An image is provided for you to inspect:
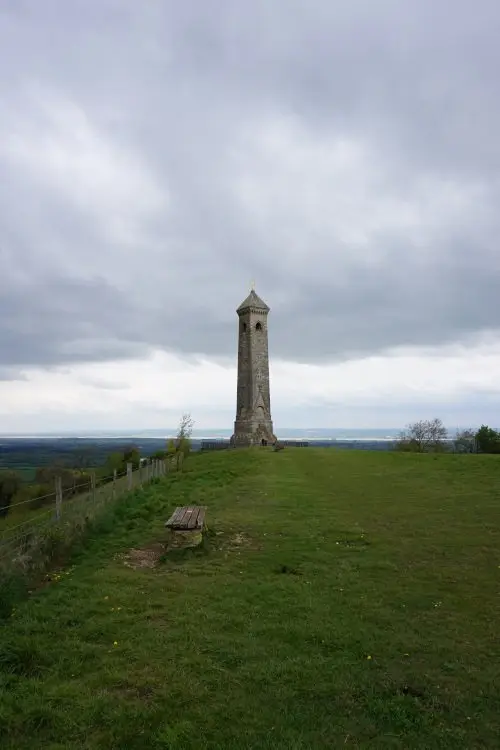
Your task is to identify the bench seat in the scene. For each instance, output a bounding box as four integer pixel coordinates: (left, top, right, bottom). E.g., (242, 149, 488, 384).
(165, 506, 206, 531)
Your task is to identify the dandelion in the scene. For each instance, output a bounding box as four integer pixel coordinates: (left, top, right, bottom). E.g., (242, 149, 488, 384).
(366, 655, 372, 660)
(113, 641, 118, 647)
(104, 596, 109, 600)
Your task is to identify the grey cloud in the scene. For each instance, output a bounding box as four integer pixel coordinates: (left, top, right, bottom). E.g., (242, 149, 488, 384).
(0, 262, 151, 366)
(0, 368, 27, 381)
(79, 378, 129, 391)
(1, 0, 500, 370)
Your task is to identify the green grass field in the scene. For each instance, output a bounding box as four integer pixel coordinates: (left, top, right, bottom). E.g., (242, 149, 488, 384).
(1, 449, 499, 749)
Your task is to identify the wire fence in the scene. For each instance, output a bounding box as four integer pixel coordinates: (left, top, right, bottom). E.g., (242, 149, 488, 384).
(0, 456, 179, 566)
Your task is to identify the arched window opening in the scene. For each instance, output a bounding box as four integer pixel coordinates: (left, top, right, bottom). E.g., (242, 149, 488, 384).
(255, 321, 262, 331)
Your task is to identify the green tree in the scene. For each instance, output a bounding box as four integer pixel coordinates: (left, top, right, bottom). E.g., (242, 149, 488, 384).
(123, 446, 141, 470)
(103, 447, 140, 476)
(475, 425, 500, 454)
(0, 470, 22, 518)
(151, 450, 167, 460)
(105, 451, 126, 475)
(35, 465, 92, 497)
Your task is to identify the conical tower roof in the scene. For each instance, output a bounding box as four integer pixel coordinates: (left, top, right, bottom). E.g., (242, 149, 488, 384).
(237, 289, 270, 314)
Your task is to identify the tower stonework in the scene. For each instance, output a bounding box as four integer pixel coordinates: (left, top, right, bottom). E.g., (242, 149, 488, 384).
(230, 289, 276, 447)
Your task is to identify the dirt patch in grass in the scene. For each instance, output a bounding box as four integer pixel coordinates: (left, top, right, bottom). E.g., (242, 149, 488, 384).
(122, 542, 165, 569)
(214, 530, 258, 551)
(230, 532, 251, 547)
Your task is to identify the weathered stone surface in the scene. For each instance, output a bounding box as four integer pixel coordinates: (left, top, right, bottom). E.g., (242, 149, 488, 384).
(230, 289, 276, 447)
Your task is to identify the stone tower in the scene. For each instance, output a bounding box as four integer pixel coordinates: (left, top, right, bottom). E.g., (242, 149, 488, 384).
(230, 289, 276, 447)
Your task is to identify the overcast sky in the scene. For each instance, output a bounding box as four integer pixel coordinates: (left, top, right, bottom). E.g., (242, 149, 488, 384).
(1, 0, 499, 433)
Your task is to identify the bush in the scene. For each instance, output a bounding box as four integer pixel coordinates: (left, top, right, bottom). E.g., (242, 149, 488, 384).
(475, 425, 500, 454)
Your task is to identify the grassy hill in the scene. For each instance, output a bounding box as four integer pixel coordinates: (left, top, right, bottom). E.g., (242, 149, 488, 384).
(1, 448, 499, 749)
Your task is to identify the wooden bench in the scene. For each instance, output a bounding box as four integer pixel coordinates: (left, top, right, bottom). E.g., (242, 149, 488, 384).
(165, 506, 206, 531)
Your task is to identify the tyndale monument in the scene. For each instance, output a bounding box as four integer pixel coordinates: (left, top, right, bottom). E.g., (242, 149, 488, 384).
(230, 288, 277, 447)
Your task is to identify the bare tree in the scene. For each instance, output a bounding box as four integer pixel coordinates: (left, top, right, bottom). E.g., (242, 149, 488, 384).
(453, 428, 477, 454)
(397, 418, 448, 453)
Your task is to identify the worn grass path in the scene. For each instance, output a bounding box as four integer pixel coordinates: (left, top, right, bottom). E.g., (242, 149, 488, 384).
(1, 449, 499, 749)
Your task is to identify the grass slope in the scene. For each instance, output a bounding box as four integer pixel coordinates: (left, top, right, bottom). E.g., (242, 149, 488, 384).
(1, 449, 499, 749)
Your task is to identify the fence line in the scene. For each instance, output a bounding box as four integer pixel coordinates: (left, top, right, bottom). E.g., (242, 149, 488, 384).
(0, 458, 173, 561)
(2, 469, 131, 516)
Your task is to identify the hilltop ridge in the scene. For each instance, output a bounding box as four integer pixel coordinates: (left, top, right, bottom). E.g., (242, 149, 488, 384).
(1, 449, 499, 748)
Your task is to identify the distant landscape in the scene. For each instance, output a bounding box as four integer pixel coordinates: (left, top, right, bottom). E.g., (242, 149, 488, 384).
(0, 431, 400, 480)
(0, 424, 491, 481)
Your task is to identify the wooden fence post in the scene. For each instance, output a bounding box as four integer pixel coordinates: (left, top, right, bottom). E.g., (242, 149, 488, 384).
(138, 461, 143, 488)
(55, 476, 62, 521)
(127, 463, 133, 491)
(112, 469, 117, 501)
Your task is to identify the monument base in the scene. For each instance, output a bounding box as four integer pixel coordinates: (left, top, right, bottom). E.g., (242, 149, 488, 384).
(230, 420, 276, 447)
